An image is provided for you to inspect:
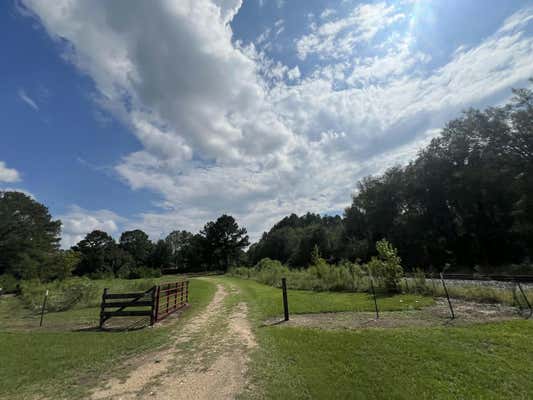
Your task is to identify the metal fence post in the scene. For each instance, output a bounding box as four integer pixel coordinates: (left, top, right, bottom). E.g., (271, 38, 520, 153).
(282, 277, 289, 321)
(516, 282, 532, 319)
(440, 273, 455, 319)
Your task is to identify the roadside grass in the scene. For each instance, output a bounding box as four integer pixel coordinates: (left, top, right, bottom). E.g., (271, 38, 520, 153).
(219, 277, 433, 320)
(251, 321, 533, 399)
(215, 277, 533, 400)
(0, 277, 216, 400)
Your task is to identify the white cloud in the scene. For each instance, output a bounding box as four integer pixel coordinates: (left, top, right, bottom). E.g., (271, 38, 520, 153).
(0, 162, 20, 183)
(287, 66, 301, 81)
(17, 88, 39, 111)
(20, 1, 533, 242)
(58, 206, 124, 248)
(320, 8, 336, 20)
(296, 2, 405, 60)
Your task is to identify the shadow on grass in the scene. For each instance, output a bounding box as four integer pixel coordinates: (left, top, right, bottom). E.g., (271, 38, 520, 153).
(75, 318, 151, 333)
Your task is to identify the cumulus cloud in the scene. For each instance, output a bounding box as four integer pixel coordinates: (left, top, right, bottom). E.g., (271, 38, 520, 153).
(20, 1, 533, 241)
(0, 161, 20, 183)
(58, 206, 124, 248)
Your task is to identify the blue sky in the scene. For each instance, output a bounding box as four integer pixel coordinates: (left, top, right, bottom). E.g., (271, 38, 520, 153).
(1, 0, 532, 247)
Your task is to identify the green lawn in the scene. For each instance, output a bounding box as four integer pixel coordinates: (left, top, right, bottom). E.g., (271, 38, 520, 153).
(0, 277, 216, 400)
(221, 277, 434, 320)
(218, 277, 533, 400)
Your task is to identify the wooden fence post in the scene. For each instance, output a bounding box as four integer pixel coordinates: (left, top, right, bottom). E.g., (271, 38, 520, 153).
(370, 278, 379, 319)
(440, 273, 455, 319)
(174, 282, 178, 310)
(282, 277, 289, 321)
(99, 288, 108, 329)
(185, 280, 189, 303)
(154, 285, 161, 323)
(150, 286, 157, 326)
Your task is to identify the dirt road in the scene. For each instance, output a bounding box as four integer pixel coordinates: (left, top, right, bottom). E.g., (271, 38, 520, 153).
(91, 281, 256, 400)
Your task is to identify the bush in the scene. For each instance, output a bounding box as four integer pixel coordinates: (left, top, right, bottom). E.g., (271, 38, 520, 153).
(230, 258, 368, 292)
(0, 274, 18, 293)
(365, 239, 403, 293)
(231, 240, 404, 294)
(127, 266, 162, 279)
(19, 278, 99, 312)
(254, 258, 290, 287)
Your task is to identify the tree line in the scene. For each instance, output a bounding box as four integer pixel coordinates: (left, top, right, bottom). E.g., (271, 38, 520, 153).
(250, 83, 533, 273)
(1, 83, 532, 286)
(0, 193, 249, 284)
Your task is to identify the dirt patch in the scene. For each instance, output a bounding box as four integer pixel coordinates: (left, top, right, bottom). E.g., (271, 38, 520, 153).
(265, 298, 522, 330)
(91, 282, 256, 400)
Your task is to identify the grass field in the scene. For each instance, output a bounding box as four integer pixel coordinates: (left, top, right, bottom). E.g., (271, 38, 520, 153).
(0, 277, 216, 400)
(2, 275, 533, 399)
(216, 277, 533, 400)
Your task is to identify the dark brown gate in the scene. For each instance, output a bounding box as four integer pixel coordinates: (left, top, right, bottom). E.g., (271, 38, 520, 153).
(99, 280, 189, 328)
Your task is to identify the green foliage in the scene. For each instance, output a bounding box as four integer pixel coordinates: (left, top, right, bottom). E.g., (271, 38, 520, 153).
(119, 230, 154, 267)
(201, 214, 249, 271)
(247, 213, 344, 267)
(45, 250, 81, 281)
(0, 191, 61, 280)
(254, 258, 290, 287)
(127, 266, 162, 279)
(233, 240, 404, 293)
(365, 239, 404, 293)
(0, 274, 18, 292)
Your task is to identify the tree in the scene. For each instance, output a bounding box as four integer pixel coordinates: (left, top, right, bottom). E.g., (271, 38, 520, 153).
(200, 215, 249, 271)
(73, 230, 134, 277)
(165, 230, 194, 270)
(45, 249, 81, 281)
(149, 239, 173, 270)
(119, 229, 154, 267)
(0, 191, 61, 280)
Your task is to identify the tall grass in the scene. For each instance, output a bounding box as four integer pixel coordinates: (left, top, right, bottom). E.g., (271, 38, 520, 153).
(230, 258, 371, 292)
(18, 277, 161, 313)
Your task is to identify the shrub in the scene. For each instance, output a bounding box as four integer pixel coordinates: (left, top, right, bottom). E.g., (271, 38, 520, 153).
(0, 274, 18, 293)
(254, 258, 290, 287)
(364, 239, 403, 293)
(127, 266, 162, 279)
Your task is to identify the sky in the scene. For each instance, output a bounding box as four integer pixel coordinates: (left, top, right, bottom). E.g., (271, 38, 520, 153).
(1, 0, 532, 248)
